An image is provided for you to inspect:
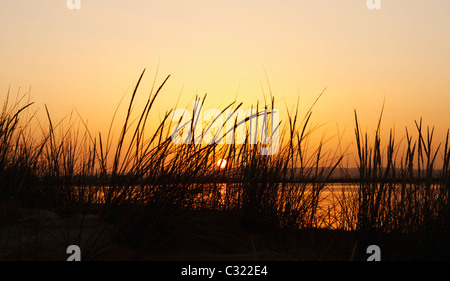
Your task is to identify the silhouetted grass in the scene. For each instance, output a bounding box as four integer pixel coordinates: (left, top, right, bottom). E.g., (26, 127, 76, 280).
(1, 69, 450, 260)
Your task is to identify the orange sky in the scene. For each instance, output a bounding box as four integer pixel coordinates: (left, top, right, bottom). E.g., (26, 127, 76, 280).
(1, 0, 450, 163)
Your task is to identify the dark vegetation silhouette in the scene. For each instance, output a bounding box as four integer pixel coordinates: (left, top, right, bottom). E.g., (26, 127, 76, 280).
(1, 69, 449, 260)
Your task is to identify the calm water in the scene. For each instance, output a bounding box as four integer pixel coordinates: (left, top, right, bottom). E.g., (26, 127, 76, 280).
(71, 181, 445, 230)
(73, 182, 360, 229)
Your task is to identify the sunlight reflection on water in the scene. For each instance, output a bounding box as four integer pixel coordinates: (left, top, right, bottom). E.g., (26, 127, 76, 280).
(73, 183, 360, 229)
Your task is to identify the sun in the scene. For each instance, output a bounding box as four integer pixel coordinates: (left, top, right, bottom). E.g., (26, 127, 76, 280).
(217, 159, 227, 169)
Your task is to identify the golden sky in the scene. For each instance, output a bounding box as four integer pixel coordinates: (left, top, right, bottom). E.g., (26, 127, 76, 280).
(1, 0, 450, 159)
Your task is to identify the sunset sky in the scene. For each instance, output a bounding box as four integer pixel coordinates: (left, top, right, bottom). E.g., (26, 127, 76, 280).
(1, 0, 450, 160)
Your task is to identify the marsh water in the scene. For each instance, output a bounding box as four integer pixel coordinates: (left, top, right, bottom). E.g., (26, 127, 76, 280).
(71, 182, 361, 229)
(70, 181, 444, 230)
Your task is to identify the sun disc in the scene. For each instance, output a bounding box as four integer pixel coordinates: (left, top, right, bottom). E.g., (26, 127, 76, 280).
(217, 159, 227, 169)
